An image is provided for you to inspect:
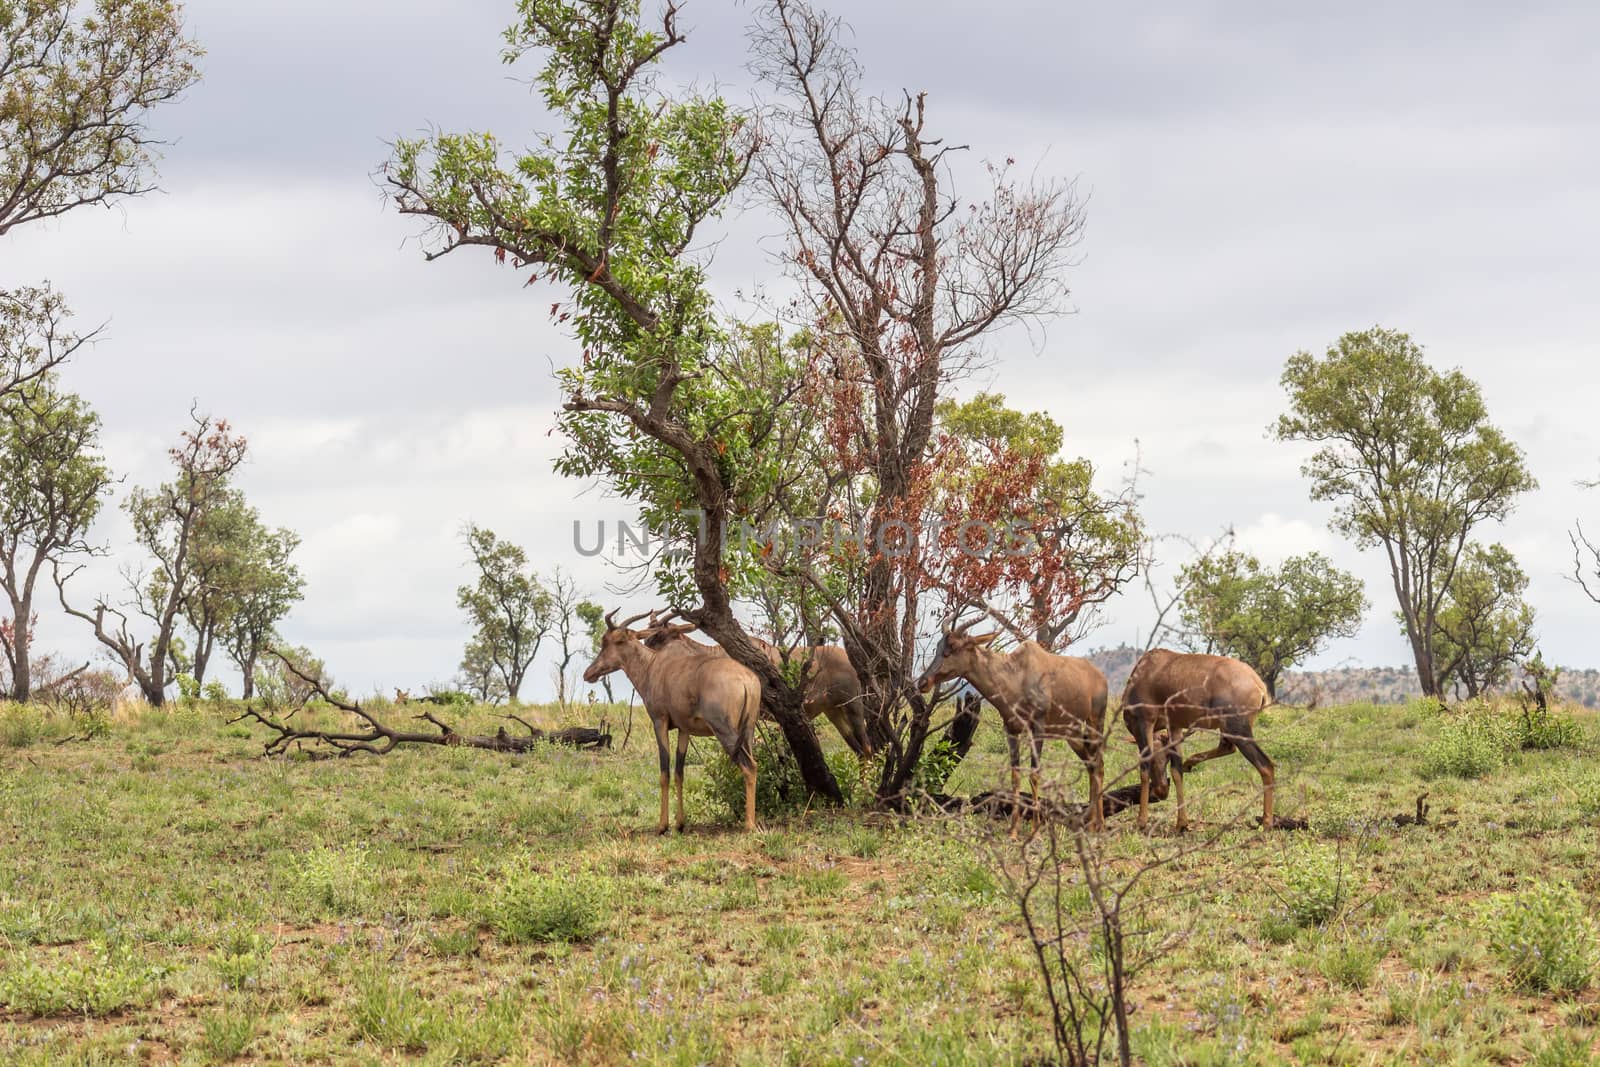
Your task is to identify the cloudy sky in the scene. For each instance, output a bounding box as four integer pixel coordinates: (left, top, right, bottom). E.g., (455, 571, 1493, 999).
(4, 0, 1598, 699)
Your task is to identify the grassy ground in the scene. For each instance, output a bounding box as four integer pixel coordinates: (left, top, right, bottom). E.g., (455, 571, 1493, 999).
(1, 695, 1599, 1065)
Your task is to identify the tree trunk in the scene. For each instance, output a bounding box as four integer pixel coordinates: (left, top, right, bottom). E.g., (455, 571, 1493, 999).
(1263, 671, 1278, 700)
(10, 592, 31, 703)
(241, 652, 257, 700)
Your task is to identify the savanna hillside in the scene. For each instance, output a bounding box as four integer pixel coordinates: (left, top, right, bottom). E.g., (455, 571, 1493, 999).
(3, 692, 1600, 1065)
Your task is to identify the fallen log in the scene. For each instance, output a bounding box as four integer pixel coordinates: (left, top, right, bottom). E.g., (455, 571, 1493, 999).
(233, 651, 612, 758)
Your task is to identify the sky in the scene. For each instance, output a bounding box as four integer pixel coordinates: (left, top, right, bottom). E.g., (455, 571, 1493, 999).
(3, 0, 1598, 700)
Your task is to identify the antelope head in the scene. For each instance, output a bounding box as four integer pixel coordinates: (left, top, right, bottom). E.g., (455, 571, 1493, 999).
(582, 608, 654, 683)
(915, 621, 999, 693)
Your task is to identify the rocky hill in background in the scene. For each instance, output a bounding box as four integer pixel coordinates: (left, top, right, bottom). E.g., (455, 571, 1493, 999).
(1083, 645, 1600, 709)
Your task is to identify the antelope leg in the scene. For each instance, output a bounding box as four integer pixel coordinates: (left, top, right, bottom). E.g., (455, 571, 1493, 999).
(674, 729, 690, 833)
(653, 718, 672, 835)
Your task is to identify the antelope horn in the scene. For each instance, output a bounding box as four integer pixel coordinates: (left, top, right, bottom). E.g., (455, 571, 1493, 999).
(616, 609, 654, 630)
(604, 607, 619, 630)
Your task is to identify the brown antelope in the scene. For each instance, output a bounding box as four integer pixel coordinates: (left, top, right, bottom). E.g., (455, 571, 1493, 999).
(582, 610, 762, 832)
(915, 625, 1108, 835)
(1120, 648, 1275, 832)
(643, 617, 872, 757)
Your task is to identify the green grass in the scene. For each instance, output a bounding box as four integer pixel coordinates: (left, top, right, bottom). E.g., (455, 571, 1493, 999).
(0, 696, 1598, 1063)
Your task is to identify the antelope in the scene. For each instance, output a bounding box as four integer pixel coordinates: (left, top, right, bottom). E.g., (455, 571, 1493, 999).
(582, 609, 762, 832)
(643, 616, 872, 757)
(1120, 648, 1275, 832)
(915, 625, 1108, 835)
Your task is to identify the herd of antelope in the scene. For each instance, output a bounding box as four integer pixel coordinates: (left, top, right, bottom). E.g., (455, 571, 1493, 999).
(581, 610, 1275, 836)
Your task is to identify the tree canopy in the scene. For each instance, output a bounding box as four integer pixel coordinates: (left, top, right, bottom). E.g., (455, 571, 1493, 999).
(1178, 549, 1366, 697)
(1275, 327, 1535, 696)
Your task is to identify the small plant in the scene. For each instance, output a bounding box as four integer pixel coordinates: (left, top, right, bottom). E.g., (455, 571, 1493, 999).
(1528, 1029, 1600, 1067)
(176, 672, 201, 701)
(294, 845, 373, 917)
(489, 866, 606, 944)
(1481, 882, 1597, 995)
(1311, 784, 1371, 839)
(1575, 775, 1600, 818)
(1318, 934, 1385, 990)
(209, 927, 273, 990)
(1276, 842, 1349, 928)
(201, 1007, 256, 1061)
(202, 680, 229, 703)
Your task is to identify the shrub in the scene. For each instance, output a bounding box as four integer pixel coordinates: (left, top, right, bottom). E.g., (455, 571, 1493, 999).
(1277, 843, 1349, 928)
(209, 927, 272, 990)
(1420, 712, 1518, 779)
(702, 734, 809, 822)
(1516, 702, 1582, 751)
(1311, 784, 1372, 840)
(1528, 1030, 1600, 1067)
(1480, 882, 1597, 995)
(0, 942, 163, 1016)
(294, 845, 373, 917)
(1575, 775, 1600, 818)
(202, 680, 229, 703)
(489, 867, 606, 944)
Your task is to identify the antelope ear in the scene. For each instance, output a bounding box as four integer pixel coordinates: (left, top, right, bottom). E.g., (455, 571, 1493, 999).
(973, 631, 1000, 646)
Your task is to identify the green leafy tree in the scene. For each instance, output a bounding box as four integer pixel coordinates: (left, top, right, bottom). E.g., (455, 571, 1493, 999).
(1178, 550, 1367, 698)
(0, 286, 98, 404)
(1430, 542, 1535, 699)
(457, 524, 553, 703)
(255, 643, 325, 708)
(934, 393, 1142, 648)
(1275, 328, 1536, 696)
(455, 635, 509, 704)
(0, 375, 112, 699)
(0, 0, 202, 238)
(384, 0, 848, 795)
(213, 510, 303, 700)
(57, 409, 247, 705)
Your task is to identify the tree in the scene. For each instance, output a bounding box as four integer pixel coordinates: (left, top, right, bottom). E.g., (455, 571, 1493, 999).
(456, 524, 553, 703)
(0, 0, 202, 239)
(1275, 328, 1536, 696)
(0, 286, 99, 404)
(1575, 472, 1599, 606)
(1178, 550, 1366, 698)
(253, 643, 325, 708)
(213, 508, 303, 699)
(546, 568, 583, 705)
(385, 0, 1087, 803)
(0, 376, 111, 699)
(385, 0, 848, 796)
(57, 408, 247, 705)
(1430, 542, 1535, 699)
(575, 598, 612, 703)
(456, 636, 508, 704)
(929, 393, 1141, 649)
(743, 0, 1087, 797)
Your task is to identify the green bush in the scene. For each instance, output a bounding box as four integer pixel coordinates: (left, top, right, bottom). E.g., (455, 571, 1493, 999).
(1311, 784, 1372, 839)
(0, 942, 163, 1016)
(490, 867, 606, 944)
(702, 734, 809, 822)
(1277, 843, 1348, 928)
(1420, 713, 1518, 779)
(1516, 703, 1582, 751)
(913, 737, 963, 795)
(1480, 882, 1597, 995)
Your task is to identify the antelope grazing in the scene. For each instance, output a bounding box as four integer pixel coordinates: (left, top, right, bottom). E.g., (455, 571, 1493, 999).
(1120, 648, 1275, 832)
(916, 625, 1108, 834)
(644, 617, 872, 757)
(583, 610, 762, 832)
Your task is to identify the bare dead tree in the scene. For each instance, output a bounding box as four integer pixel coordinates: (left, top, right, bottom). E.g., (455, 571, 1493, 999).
(748, 0, 1087, 799)
(1573, 521, 1600, 606)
